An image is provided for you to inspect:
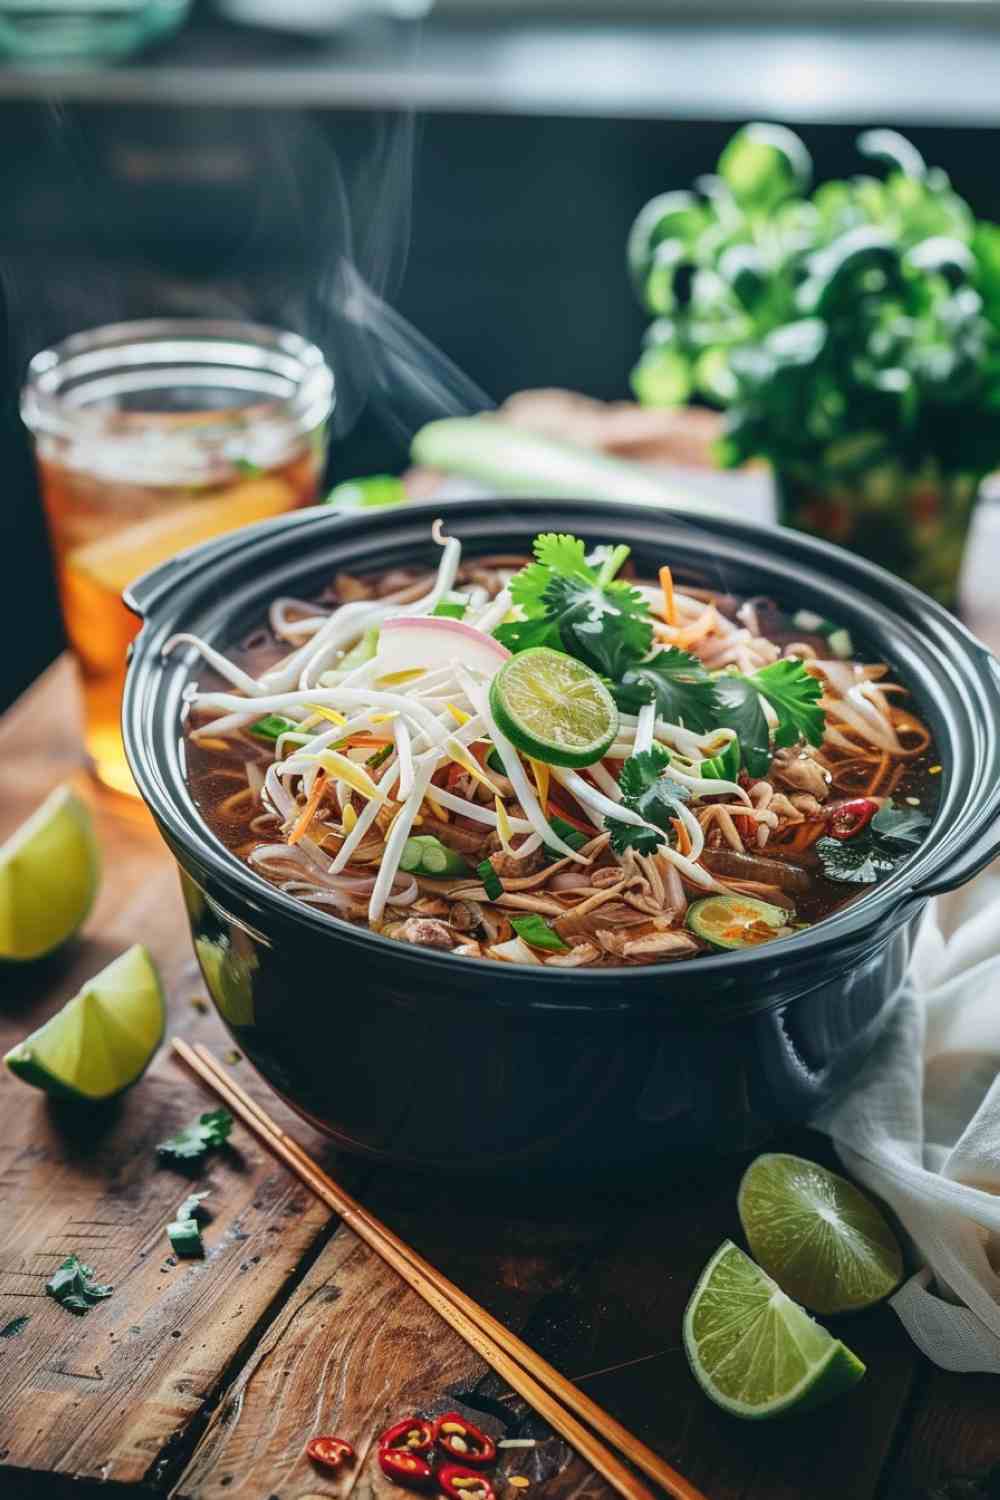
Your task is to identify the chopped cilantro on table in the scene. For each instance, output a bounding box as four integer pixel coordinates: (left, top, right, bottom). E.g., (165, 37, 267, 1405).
(46, 1255, 113, 1316)
(613, 647, 721, 732)
(817, 800, 932, 885)
(606, 746, 690, 855)
(496, 533, 653, 679)
(157, 1109, 233, 1163)
(0, 1316, 30, 1338)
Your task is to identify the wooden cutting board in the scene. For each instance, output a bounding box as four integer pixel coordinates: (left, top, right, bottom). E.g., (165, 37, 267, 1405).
(0, 657, 995, 1500)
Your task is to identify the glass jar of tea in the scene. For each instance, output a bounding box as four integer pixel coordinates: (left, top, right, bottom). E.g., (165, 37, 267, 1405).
(22, 318, 334, 796)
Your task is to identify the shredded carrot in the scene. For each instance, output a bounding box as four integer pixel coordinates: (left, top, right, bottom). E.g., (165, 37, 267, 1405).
(288, 771, 328, 845)
(671, 817, 692, 856)
(674, 603, 718, 649)
(659, 565, 677, 626)
(338, 734, 393, 750)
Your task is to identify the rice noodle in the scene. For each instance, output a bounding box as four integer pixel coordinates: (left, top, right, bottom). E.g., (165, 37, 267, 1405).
(184, 529, 935, 969)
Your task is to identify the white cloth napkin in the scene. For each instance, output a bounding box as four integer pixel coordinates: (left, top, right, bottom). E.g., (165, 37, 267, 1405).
(814, 870, 1000, 1371)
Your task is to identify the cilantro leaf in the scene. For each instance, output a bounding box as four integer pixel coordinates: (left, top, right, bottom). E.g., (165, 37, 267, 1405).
(614, 648, 721, 731)
(714, 676, 772, 777)
(543, 574, 652, 678)
(0, 1316, 30, 1338)
(46, 1255, 113, 1316)
(871, 802, 932, 847)
(494, 612, 563, 655)
(496, 532, 652, 678)
(816, 837, 895, 885)
(751, 659, 825, 749)
(157, 1109, 233, 1163)
(606, 745, 689, 855)
(509, 914, 570, 952)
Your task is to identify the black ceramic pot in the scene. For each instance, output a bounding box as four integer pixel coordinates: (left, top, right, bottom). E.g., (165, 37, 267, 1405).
(123, 499, 1000, 1173)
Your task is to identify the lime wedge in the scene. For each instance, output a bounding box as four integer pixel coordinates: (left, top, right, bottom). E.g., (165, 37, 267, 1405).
(738, 1153, 903, 1314)
(5, 945, 164, 1101)
(68, 478, 296, 593)
(684, 1240, 866, 1419)
(0, 786, 100, 962)
(489, 647, 619, 768)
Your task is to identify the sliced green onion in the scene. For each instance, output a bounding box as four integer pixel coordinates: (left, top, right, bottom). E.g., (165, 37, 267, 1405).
(477, 858, 503, 900)
(400, 835, 469, 878)
(166, 1218, 204, 1259)
(792, 611, 853, 659)
(701, 737, 741, 782)
(366, 742, 394, 771)
(510, 914, 569, 952)
(543, 817, 589, 859)
(339, 626, 380, 673)
(433, 592, 469, 620)
(250, 714, 310, 742)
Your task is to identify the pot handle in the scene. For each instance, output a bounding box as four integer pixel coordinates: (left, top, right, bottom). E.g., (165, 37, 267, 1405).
(909, 824, 1000, 899)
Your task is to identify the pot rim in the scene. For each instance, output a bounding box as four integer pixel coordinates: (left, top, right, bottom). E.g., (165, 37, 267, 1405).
(122, 495, 1000, 992)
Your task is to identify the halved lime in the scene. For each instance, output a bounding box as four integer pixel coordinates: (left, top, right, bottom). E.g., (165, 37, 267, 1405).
(0, 786, 100, 962)
(686, 894, 788, 951)
(489, 648, 619, 768)
(738, 1153, 903, 1314)
(684, 1240, 865, 1420)
(5, 944, 164, 1101)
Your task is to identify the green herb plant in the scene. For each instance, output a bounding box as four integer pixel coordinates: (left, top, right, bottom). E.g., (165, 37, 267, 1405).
(628, 125, 1000, 599)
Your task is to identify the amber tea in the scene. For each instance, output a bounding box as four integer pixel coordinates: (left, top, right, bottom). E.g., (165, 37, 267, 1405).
(22, 321, 334, 796)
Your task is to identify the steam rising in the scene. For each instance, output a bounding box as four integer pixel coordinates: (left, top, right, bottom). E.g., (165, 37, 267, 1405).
(3, 88, 493, 443)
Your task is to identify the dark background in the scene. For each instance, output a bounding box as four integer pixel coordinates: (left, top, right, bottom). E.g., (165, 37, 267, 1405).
(4, 10, 1000, 709)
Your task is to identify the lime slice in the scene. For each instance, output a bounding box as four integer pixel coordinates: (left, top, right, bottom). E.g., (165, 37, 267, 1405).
(5, 945, 164, 1101)
(69, 478, 296, 593)
(0, 786, 100, 962)
(489, 648, 619, 768)
(684, 1240, 866, 1420)
(686, 894, 789, 951)
(737, 1153, 903, 1314)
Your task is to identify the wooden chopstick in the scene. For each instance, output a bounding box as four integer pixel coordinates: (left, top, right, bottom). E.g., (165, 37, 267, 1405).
(172, 1038, 708, 1500)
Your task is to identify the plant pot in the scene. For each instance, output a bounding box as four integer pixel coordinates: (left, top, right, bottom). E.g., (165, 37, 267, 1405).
(776, 466, 980, 608)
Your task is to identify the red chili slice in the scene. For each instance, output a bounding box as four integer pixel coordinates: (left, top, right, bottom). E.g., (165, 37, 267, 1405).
(826, 797, 878, 841)
(379, 1448, 435, 1489)
(438, 1465, 497, 1500)
(307, 1435, 356, 1472)
(380, 1417, 435, 1455)
(433, 1413, 497, 1467)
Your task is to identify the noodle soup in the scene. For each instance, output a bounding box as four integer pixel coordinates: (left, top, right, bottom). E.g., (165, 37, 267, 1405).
(177, 525, 938, 969)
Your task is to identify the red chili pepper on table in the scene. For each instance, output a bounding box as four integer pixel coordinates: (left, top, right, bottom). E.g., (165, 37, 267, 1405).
(433, 1413, 497, 1467)
(380, 1417, 435, 1455)
(826, 797, 878, 841)
(379, 1448, 435, 1489)
(306, 1435, 356, 1472)
(437, 1465, 497, 1500)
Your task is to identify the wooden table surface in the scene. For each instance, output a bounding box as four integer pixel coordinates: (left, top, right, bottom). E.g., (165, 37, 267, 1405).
(2, 657, 998, 1500)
